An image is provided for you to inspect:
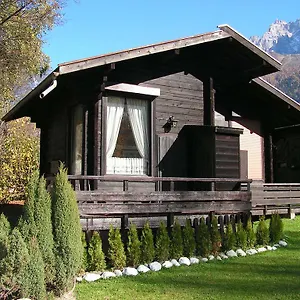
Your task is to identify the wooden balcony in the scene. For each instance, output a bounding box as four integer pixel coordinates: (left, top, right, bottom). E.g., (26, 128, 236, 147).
(67, 175, 252, 230)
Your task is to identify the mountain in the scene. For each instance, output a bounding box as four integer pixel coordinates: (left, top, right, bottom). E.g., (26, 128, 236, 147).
(250, 19, 300, 102)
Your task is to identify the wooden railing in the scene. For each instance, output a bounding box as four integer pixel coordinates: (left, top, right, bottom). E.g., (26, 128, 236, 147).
(251, 182, 300, 216)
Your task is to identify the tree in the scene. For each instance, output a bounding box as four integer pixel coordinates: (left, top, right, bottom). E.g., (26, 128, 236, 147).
(87, 231, 106, 272)
(51, 164, 83, 295)
(256, 216, 269, 246)
(245, 216, 256, 248)
(170, 220, 183, 259)
(108, 226, 126, 269)
(236, 220, 247, 250)
(196, 217, 211, 257)
(223, 222, 236, 251)
(182, 219, 195, 257)
(269, 213, 284, 244)
(141, 222, 155, 264)
(210, 216, 221, 255)
(126, 223, 141, 267)
(155, 222, 170, 262)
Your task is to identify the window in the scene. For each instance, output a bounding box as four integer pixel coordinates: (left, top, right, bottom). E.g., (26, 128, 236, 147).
(106, 96, 150, 175)
(70, 105, 84, 175)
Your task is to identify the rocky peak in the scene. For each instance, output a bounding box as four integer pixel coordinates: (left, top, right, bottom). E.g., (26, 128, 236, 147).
(250, 19, 300, 54)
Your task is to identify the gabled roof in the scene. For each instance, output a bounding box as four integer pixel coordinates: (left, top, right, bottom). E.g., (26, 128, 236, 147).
(2, 24, 282, 122)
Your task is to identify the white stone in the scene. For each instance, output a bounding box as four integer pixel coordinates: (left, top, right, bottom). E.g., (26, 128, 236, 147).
(279, 240, 288, 247)
(162, 261, 173, 268)
(246, 249, 257, 255)
(179, 257, 191, 266)
(226, 250, 238, 258)
(18, 298, 32, 300)
(236, 249, 247, 257)
(102, 271, 116, 279)
(171, 259, 180, 267)
(114, 270, 123, 277)
(190, 257, 199, 264)
(266, 245, 273, 251)
(123, 267, 138, 276)
(257, 247, 267, 253)
(274, 243, 280, 247)
(219, 252, 228, 259)
(201, 258, 208, 263)
(271, 246, 277, 251)
(216, 256, 222, 261)
(208, 255, 215, 260)
(76, 276, 83, 282)
(83, 273, 101, 282)
(149, 261, 162, 271)
(137, 265, 150, 273)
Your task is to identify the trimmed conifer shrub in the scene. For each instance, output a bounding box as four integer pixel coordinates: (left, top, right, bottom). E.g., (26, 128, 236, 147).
(0, 214, 10, 261)
(81, 232, 88, 271)
(51, 164, 83, 294)
(87, 231, 106, 271)
(245, 216, 256, 248)
(236, 220, 247, 250)
(269, 213, 284, 244)
(21, 237, 46, 300)
(155, 222, 170, 262)
(211, 216, 221, 255)
(127, 223, 141, 267)
(223, 222, 236, 251)
(141, 222, 155, 264)
(182, 219, 195, 257)
(196, 217, 211, 257)
(256, 216, 269, 246)
(108, 226, 126, 269)
(170, 220, 183, 259)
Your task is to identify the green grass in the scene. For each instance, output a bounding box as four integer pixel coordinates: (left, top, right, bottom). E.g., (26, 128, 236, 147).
(76, 217, 300, 300)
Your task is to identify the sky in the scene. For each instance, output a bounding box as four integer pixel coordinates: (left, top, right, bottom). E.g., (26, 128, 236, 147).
(43, 0, 300, 69)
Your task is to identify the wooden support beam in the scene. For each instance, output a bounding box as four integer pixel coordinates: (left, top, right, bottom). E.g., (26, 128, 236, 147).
(264, 133, 274, 183)
(203, 77, 215, 126)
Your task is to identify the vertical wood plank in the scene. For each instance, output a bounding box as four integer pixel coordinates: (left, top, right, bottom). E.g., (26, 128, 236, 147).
(264, 133, 274, 183)
(203, 77, 215, 126)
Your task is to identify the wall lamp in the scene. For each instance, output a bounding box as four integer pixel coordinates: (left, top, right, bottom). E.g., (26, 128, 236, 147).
(163, 116, 178, 133)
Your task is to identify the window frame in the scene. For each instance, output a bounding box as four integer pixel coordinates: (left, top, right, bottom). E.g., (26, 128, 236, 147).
(101, 92, 156, 177)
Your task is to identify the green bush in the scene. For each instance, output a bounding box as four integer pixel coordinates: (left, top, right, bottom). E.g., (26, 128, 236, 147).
(256, 216, 269, 246)
(51, 164, 83, 294)
(108, 226, 126, 269)
(210, 216, 221, 255)
(87, 231, 106, 271)
(0, 214, 10, 261)
(196, 217, 211, 257)
(21, 237, 46, 300)
(223, 222, 236, 251)
(81, 232, 88, 271)
(269, 213, 284, 244)
(155, 222, 170, 262)
(127, 224, 141, 267)
(0, 228, 29, 299)
(182, 219, 195, 257)
(141, 222, 155, 264)
(245, 216, 256, 248)
(236, 220, 247, 249)
(170, 220, 183, 259)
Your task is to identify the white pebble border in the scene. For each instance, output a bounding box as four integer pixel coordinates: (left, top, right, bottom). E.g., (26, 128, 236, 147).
(76, 240, 288, 283)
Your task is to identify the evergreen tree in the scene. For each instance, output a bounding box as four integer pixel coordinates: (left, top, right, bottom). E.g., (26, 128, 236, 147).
(127, 223, 141, 267)
(236, 220, 247, 249)
(223, 222, 236, 251)
(196, 217, 211, 257)
(21, 237, 46, 300)
(81, 232, 88, 271)
(141, 222, 155, 264)
(87, 231, 106, 271)
(155, 222, 170, 262)
(210, 216, 221, 255)
(269, 213, 284, 244)
(182, 219, 195, 257)
(256, 216, 269, 246)
(245, 216, 256, 248)
(108, 226, 126, 269)
(170, 220, 183, 259)
(51, 164, 83, 294)
(0, 214, 10, 261)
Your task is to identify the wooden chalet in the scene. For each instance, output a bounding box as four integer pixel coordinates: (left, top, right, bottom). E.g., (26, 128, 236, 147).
(3, 24, 300, 229)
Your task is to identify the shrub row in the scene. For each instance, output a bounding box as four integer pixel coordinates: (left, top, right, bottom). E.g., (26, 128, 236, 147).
(83, 214, 284, 271)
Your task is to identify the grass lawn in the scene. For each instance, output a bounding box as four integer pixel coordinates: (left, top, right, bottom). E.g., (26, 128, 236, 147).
(76, 217, 300, 300)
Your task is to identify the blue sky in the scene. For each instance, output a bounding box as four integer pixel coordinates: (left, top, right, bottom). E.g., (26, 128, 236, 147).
(43, 0, 300, 69)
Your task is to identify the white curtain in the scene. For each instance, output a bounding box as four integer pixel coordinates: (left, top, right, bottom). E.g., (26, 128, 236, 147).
(106, 97, 125, 172)
(127, 98, 149, 163)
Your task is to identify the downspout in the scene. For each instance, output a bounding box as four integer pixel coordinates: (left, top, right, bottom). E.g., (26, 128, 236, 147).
(39, 79, 57, 99)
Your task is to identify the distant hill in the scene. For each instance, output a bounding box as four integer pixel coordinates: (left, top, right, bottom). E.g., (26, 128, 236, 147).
(250, 19, 300, 102)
